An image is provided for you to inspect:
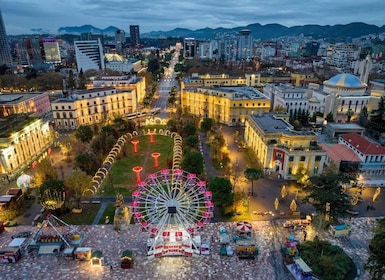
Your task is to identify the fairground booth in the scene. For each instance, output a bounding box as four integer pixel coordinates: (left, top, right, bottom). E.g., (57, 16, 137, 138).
(120, 250, 134, 269)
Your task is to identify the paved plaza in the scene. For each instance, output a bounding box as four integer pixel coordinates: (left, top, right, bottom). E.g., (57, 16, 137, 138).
(0, 216, 378, 280)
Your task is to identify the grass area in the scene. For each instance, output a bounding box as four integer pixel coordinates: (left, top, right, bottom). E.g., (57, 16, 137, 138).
(59, 204, 100, 225)
(98, 202, 116, 225)
(99, 134, 174, 196)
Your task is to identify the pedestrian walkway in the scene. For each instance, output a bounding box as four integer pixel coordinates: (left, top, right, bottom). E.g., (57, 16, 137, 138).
(92, 201, 109, 225)
(0, 217, 376, 279)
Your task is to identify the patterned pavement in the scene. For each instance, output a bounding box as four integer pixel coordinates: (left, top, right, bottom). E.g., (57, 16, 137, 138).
(0, 217, 378, 280)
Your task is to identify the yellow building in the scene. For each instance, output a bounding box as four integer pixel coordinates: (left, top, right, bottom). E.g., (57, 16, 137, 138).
(0, 114, 54, 179)
(51, 87, 137, 130)
(183, 73, 262, 89)
(86, 75, 146, 105)
(181, 86, 270, 126)
(244, 114, 326, 179)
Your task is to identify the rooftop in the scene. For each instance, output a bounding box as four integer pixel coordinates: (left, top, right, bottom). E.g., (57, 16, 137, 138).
(324, 73, 366, 89)
(319, 143, 360, 163)
(341, 133, 385, 155)
(250, 114, 316, 136)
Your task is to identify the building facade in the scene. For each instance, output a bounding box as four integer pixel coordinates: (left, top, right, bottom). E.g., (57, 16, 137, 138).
(0, 9, 12, 66)
(0, 92, 51, 117)
(263, 83, 308, 113)
(115, 29, 126, 55)
(51, 87, 138, 130)
(0, 115, 54, 178)
(183, 38, 196, 60)
(308, 73, 374, 122)
(238, 29, 253, 60)
(86, 75, 146, 106)
(244, 114, 326, 180)
(339, 132, 385, 184)
(74, 39, 105, 72)
(181, 86, 270, 126)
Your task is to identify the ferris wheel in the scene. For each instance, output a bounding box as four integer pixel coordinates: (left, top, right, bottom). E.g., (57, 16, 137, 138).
(130, 169, 214, 258)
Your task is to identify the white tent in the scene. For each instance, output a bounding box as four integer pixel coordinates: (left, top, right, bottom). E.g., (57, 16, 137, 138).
(16, 174, 32, 188)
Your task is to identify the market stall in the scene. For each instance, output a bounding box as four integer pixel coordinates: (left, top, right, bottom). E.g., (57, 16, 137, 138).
(74, 247, 92, 261)
(0, 247, 21, 263)
(120, 250, 134, 269)
(91, 250, 104, 266)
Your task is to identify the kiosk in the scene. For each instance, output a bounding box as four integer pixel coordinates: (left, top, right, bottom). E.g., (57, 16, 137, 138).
(0, 247, 21, 263)
(121, 250, 134, 269)
(74, 247, 92, 261)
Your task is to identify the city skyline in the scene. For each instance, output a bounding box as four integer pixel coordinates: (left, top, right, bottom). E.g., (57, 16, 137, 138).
(2, 0, 385, 36)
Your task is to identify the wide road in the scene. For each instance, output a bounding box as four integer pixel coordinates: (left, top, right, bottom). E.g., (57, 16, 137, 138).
(154, 49, 180, 119)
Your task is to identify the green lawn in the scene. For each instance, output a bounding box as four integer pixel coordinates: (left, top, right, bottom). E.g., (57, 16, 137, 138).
(60, 204, 100, 225)
(98, 134, 174, 196)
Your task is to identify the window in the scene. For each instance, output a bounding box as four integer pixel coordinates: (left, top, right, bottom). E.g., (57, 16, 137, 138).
(289, 156, 294, 162)
(300, 156, 306, 161)
(315, 156, 321, 161)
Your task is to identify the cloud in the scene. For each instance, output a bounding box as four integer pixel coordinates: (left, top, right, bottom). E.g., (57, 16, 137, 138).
(2, 0, 385, 35)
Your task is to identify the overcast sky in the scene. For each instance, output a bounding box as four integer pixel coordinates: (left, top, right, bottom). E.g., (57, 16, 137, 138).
(2, 0, 385, 35)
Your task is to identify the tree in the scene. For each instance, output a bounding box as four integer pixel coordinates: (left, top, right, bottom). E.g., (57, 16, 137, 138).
(74, 125, 93, 143)
(305, 173, 351, 217)
(147, 58, 160, 75)
(358, 106, 369, 127)
(75, 153, 98, 175)
(77, 68, 86, 89)
(32, 157, 58, 187)
(346, 108, 354, 123)
(67, 69, 75, 90)
(183, 122, 197, 137)
(200, 118, 214, 134)
(65, 170, 91, 209)
(365, 218, 385, 280)
(181, 151, 204, 175)
(185, 135, 199, 148)
(244, 168, 261, 196)
(39, 178, 66, 211)
(208, 177, 233, 207)
(325, 112, 334, 123)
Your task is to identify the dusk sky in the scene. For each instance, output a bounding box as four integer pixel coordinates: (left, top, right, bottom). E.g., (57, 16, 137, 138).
(2, 0, 385, 35)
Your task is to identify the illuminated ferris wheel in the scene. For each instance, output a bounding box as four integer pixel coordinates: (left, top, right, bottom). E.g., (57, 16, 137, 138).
(130, 169, 214, 258)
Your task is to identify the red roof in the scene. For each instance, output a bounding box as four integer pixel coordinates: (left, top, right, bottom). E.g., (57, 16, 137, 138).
(341, 133, 385, 155)
(319, 143, 360, 163)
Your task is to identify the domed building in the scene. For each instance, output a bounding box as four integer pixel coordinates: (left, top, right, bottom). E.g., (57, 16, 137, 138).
(308, 73, 376, 123)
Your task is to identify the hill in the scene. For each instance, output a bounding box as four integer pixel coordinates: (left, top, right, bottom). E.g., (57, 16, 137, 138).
(56, 22, 385, 41)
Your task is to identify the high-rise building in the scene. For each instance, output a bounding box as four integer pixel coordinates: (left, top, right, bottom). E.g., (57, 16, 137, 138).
(183, 38, 196, 60)
(115, 29, 126, 54)
(74, 38, 105, 72)
(0, 9, 12, 66)
(129, 25, 140, 48)
(41, 38, 61, 64)
(238, 29, 252, 60)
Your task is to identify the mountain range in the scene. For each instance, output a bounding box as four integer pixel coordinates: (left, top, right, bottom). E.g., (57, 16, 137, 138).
(57, 22, 385, 41)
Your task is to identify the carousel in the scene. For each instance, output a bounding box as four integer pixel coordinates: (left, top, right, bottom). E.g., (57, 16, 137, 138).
(130, 169, 214, 258)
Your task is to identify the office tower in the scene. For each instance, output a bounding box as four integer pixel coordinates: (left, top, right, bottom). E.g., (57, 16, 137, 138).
(115, 29, 126, 54)
(183, 38, 196, 59)
(0, 9, 12, 66)
(129, 25, 140, 48)
(74, 38, 105, 72)
(41, 38, 61, 64)
(238, 29, 252, 60)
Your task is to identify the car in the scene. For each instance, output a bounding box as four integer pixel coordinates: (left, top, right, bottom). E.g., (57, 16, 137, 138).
(11, 231, 32, 239)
